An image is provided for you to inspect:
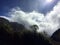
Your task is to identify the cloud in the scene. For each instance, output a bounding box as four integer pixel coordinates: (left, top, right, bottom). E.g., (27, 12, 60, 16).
(45, 1, 60, 36)
(8, 8, 45, 30)
(1, 1, 60, 37)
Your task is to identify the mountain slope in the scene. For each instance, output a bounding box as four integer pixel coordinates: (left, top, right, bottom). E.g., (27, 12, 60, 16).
(51, 29, 60, 42)
(0, 17, 52, 45)
(51, 29, 60, 45)
(10, 22, 26, 32)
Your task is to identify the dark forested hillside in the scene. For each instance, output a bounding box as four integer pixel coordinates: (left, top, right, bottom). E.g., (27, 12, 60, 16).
(0, 17, 53, 45)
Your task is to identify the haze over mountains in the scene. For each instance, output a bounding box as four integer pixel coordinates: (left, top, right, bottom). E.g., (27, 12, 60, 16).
(0, 17, 60, 45)
(0, 17, 52, 45)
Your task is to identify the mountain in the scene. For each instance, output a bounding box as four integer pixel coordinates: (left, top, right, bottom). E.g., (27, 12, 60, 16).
(0, 17, 52, 45)
(51, 29, 60, 45)
(51, 29, 60, 42)
(10, 22, 26, 32)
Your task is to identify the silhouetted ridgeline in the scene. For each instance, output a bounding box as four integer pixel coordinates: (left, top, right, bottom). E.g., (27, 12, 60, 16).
(51, 29, 60, 42)
(51, 29, 60, 45)
(0, 17, 53, 45)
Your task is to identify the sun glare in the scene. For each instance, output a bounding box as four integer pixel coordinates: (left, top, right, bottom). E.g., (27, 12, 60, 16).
(46, 0, 53, 3)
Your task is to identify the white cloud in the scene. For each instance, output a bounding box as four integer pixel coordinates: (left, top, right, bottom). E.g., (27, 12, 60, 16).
(0, 16, 11, 21)
(1, 1, 60, 37)
(45, 1, 60, 36)
(8, 9, 45, 30)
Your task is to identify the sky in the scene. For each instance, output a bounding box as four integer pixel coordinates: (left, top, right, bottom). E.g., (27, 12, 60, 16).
(0, 0, 60, 37)
(0, 0, 59, 16)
